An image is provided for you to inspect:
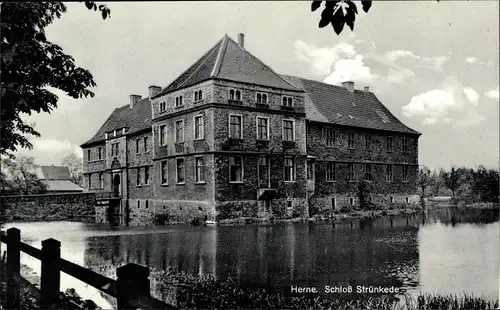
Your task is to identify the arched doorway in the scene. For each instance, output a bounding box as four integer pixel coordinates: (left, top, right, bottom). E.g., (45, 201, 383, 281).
(113, 174, 121, 197)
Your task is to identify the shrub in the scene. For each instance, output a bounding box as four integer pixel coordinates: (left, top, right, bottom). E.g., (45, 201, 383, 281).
(148, 269, 499, 310)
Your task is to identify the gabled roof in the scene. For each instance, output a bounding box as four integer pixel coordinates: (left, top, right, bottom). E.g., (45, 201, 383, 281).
(38, 166, 71, 180)
(280, 75, 420, 135)
(42, 180, 83, 192)
(153, 34, 301, 98)
(81, 97, 152, 147)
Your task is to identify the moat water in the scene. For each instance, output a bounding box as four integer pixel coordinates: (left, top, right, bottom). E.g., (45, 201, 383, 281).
(3, 207, 499, 309)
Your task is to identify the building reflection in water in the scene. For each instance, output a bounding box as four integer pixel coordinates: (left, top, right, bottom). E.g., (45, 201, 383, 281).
(83, 214, 422, 300)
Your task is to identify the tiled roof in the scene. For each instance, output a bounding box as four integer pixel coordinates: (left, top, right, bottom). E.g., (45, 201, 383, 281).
(38, 166, 71, 180)
(280, 75, 420, 135)
(81, 97, 152, 147)
(42, 180, 83, 192)
(153, 35, 301, 98)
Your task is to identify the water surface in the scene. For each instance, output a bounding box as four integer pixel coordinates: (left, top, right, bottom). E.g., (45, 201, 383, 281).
(3, 207, 498, 309)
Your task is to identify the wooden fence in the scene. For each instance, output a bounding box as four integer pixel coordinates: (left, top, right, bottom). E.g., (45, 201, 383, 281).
(0, 227, 175, 309)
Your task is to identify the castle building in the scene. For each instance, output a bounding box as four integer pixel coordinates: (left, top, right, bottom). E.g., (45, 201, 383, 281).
(81, 34, 420, 225)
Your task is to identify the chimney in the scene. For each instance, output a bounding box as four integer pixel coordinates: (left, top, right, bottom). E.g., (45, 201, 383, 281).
(342, 81, 354, 92)
(148, 85, 161, 98)
(237, 33, 245, 49)
(364, 86, 370, 92)
(130, 94, 142, 108)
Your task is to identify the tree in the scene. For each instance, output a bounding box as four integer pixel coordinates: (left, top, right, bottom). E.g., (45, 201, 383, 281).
(469, 166, 499, 203)
(430, 169, 445, 197)
(0, 156, 47, 195)
(442, 166, 465, 201)
(311, 0, 440, 35)
(0, 2, 110, 159)
(417, 166, 432, 208)
(62, 153, 83, 186)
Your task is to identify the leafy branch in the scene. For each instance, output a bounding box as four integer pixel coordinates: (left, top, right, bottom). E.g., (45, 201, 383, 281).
(312, 0, 440, 35)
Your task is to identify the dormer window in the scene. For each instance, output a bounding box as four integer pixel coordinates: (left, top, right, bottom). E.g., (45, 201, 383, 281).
(113, 130, 117, 137)
(256, 93, 268, 104)
(229, 89, 242, 101)
(122, 128, 126, 135)
(104, 133, 108, 139)
(194, 90, 203, 102)
(282, 96, 293, 107)
(175, 95, 184, 108)
(159, 101, 166, 112)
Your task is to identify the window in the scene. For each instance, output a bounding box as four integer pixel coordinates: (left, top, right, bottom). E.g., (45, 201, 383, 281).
(98, 147, 103, 160)
(282, 96, 293, 107)
(87, 150, 92, 161)
(137, 200, 140, 209)
(307, 161, 315, 180)
(161, 161, 168, 185)
(194, 115, 204, 140)
(347, 133, 355, 149)
(365, 134, 372, 150)
(144, 166, 150, 185)
(349, 197, 354, 206)
(145, 200, 149, 209)
(402, 137, 408, 154)
(284, 157, 295, 182)
(99, 173, 103, 188)
(229, 156, 243, 183)
(258, 156, 270, 187)
(159, 125, 167, 146)
(194, 90, 203, 102)
(195, 156, 205, 183)
(175, 95, 183, 108)
(111, 143, 119, 157)
(326, 162, 336, 182)
(386, 136, 393, 152)
(88, 174, 92, 189)
(405, 197, 410, 203)
(256, 93, 268, 104)
(332, 197, 337, 209)
(229, 114, 243, 139)
(136, 168, 141, 185)
(364, 163, 372, 181)
(176, 158, 185, 184)
(143, 137, 149, 152)
(229, 89, 241, 101)
(390, 196, 394, 203)
(256, 117, 269, 140)
(136, 139, 141, 154)
(348, 163, 355, 181)
(159, 101, 166, 112)
(282, 119, 295, 141)
(325, 128, 336, 147)
(386, 165, 393, 182)
(402, 165, 409, 182)
(175, 120, 184, 143)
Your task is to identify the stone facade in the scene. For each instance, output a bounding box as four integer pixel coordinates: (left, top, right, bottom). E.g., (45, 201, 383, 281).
(81, 34, 420, 225)
(306, 121, 419, 214)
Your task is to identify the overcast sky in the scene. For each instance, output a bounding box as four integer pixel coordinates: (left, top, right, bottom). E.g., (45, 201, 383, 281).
(17, 1, 499, 171)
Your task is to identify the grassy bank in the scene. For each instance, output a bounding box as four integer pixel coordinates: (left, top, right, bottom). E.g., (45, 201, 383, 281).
(150, 269, 498, 310)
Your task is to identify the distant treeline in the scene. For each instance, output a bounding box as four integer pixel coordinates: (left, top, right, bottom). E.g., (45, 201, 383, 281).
(418, 165, 499, 204)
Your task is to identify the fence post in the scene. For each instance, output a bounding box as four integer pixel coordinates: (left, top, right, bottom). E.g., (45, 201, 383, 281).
(40, 238, 61, 309)
(117, 263, 151, 309)
(6, 227, 20, 310)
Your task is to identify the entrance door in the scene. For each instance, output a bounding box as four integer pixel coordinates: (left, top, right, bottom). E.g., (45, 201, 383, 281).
(113, 174, 121, 198)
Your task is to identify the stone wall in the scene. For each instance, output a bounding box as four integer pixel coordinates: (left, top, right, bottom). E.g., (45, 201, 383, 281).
(125, 199, 216, 226)
(0, 193, 96, 222)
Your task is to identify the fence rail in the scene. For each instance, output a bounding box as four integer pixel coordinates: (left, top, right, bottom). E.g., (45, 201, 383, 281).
(0, 228, 175, 309)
